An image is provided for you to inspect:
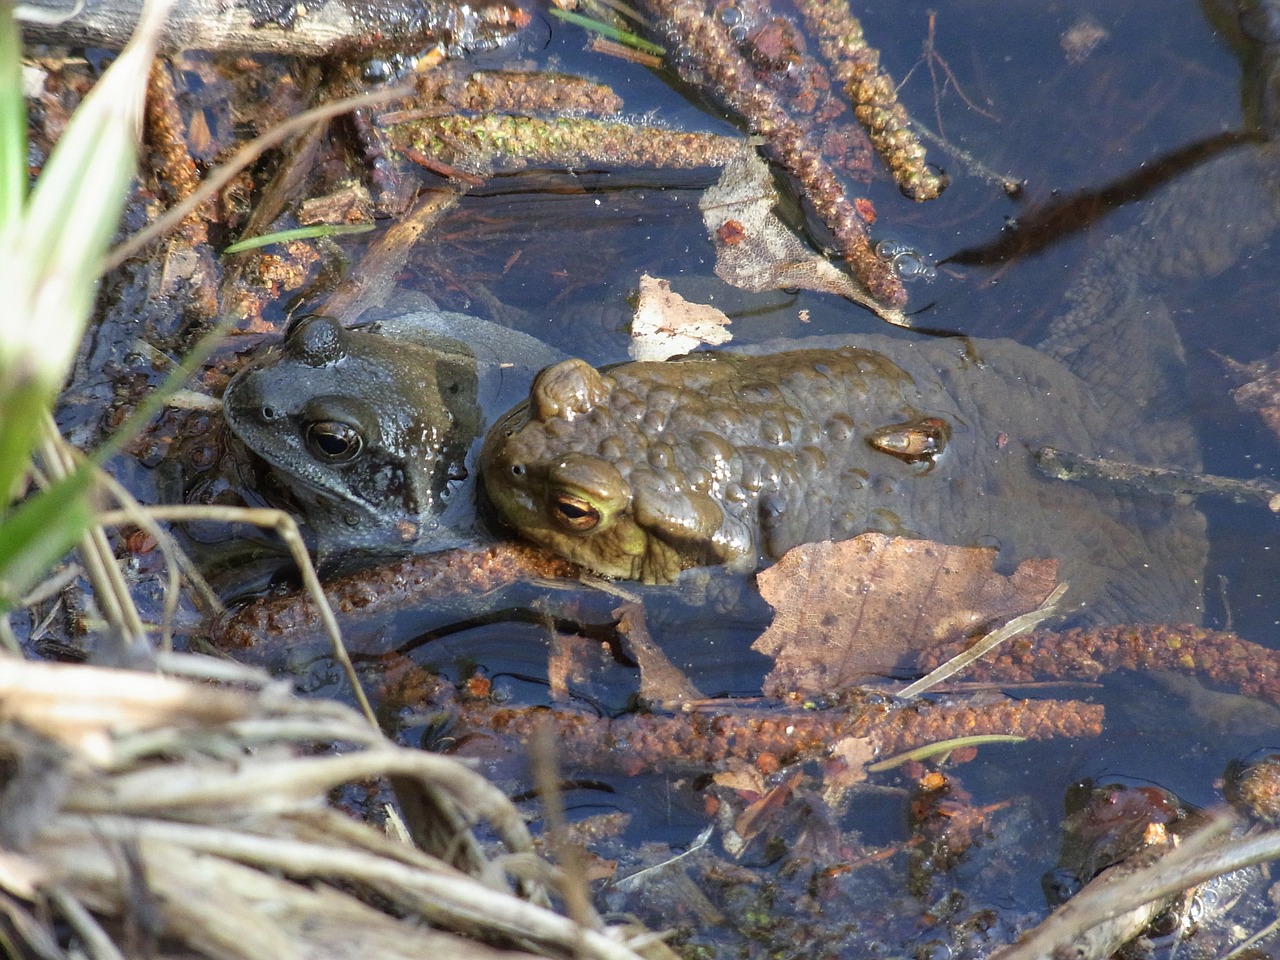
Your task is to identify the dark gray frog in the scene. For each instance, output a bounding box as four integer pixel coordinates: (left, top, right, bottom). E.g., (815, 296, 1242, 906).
(223, 306, 564, 553)
(481, 143, 1280, 625)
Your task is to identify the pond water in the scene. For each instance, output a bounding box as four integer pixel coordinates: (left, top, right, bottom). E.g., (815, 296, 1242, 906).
(47, 0, 1280, 954)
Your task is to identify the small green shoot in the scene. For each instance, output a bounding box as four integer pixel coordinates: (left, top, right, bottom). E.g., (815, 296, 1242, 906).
(865, 734, 1027, 772)
(222, 221, 375, 254)
(548, 7, 665, 56)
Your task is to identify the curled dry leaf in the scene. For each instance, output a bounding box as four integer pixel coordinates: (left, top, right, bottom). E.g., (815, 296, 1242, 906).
(752, 533, 1059, 698)
(698, 148, 907, 324)
(629, 274, 733, 361)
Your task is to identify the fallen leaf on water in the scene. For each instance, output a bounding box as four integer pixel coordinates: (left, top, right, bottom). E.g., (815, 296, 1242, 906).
(629, 274, 732, 361)
(753, 533, 1058, 697)
(698, 148, 906, 325)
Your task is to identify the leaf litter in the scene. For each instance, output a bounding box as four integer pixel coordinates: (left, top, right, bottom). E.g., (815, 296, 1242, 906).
(698, 147, 909, 325)
(628, 274, 733, 362)
(752, 532, 1059, 698)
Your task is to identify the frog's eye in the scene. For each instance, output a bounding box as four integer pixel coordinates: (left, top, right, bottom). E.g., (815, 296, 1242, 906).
(306, 421, 363, 463)
(550, 492, 600, 532)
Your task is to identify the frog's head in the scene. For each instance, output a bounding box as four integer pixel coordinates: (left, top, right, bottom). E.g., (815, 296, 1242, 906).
(223, 315, 480, 550)
(481, 358, 744, 582)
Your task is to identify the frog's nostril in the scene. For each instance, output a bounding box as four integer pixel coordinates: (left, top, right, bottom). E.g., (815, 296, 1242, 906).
(511, 463, 525, 477)
(262, 405, 277, 420)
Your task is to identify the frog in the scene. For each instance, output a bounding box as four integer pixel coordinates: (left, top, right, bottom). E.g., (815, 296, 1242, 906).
(480, 142, 1280, 625)
(222, 305, 565, 554)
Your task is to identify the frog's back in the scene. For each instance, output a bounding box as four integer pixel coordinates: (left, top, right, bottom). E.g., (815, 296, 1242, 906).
(224, 307, 566, 555)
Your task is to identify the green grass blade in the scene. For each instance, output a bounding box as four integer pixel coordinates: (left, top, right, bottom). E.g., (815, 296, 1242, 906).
(0, 0, 170, 507)
(0, 0, 25, 234)
(0, 469, 96, 612)
(548, 7, 665, 55)
(223, 221, 374, 254)
(0, 0, 174, 603)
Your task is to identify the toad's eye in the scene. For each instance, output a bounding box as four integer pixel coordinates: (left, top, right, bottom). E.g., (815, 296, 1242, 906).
(550, 492, 600, 532)
(306, 421, 363, 463)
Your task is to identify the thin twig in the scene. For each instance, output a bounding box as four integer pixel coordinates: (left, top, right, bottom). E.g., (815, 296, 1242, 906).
(46, 887, 127, 960)
(38, 420, 149, 657)
(1036, 446, 1280, 511)
(530, 723, 599, 936)
(95, 465, 223, 650)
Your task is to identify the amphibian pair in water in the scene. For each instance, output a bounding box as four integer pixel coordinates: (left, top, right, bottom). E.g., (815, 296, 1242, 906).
(224, 143, 1280, 626)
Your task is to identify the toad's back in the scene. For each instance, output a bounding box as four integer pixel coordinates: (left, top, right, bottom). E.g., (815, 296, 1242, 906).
(482, 334, 1204, 624)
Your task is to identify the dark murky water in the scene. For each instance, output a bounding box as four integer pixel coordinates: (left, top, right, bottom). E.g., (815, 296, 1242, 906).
(441, 0, 1280, 937)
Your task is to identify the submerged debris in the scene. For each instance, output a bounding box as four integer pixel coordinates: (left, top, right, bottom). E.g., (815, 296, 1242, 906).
(213, 543, 579, 648)
(792, 0, 946, 200)
(1222, 347, 1280, 443)
(419, 69, 626, 116)
(994, 809, 1280, 960)
(472, 695, 1104, 776)
(1035, 445, 1280, 512)
(1061, 16, 1110, 64)
(636, 0, 910, 307)
(918, 624, 1280, 707)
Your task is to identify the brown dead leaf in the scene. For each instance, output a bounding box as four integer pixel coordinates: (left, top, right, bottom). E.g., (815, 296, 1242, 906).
(753, 533, 1058, 697)
(698, 149, 906, 324)
(712, 765, 768, 797)
(629, 274, 733, 361)
(732, 769, 803, 847)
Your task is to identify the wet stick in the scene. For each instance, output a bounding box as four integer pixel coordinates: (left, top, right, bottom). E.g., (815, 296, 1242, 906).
(1035, 446, 1280, 512)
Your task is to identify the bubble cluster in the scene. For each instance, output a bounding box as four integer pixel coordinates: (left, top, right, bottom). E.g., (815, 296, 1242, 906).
(875, 239, 937, 282)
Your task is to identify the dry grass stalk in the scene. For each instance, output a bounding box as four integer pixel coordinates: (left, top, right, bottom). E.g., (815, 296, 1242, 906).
(0, 656, 656, 960)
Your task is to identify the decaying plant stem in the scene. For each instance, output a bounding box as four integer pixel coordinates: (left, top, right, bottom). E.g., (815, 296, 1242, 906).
(389, 114, 744, 174)
(793, 0, 946, 200)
